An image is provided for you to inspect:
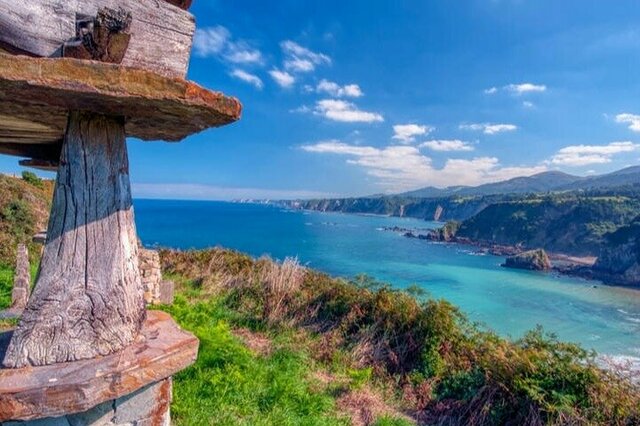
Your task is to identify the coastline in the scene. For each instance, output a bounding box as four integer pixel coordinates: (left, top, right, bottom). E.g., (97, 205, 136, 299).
(381, 225, 640, 290)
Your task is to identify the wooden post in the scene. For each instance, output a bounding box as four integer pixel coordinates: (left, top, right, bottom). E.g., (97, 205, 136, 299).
(2, 112, 145, 368)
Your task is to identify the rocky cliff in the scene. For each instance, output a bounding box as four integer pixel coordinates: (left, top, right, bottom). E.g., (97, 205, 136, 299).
(593, 217, 640, 286)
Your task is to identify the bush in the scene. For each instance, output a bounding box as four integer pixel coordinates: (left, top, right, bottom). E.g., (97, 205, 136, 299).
(21, 171, 43, 189)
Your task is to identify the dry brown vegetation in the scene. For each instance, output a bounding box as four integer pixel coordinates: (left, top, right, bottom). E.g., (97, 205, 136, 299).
(161, 247, 640, 426)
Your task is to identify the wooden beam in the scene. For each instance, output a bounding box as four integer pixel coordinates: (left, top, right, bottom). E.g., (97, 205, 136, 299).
(0, 0, 195, 78)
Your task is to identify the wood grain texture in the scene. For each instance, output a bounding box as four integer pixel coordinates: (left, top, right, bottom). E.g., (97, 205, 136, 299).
(2, 111, 146, 369)
(0, 0, 195, 78)
(0, 311, 198, 422)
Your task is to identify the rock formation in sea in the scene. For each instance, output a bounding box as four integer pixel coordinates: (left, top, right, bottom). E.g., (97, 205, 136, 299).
(502, 249, 552, 271)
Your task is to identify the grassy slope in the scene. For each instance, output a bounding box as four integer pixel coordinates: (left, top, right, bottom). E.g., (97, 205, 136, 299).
(159, 249, 640, 426)
(0, 173, 52, 266)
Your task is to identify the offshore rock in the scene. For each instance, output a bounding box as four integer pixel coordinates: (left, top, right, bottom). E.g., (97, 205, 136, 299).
(503, 249, 552, 271)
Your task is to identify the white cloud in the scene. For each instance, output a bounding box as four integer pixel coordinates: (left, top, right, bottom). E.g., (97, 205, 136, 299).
(420, 139, 474, 152)
(314, 99, 383, 123)
(460, 123, 518, 135)
(194, 26, 262, 64)
(484, 87, 498, 95)
(133, 183, 336, 201)
(615, 113, 640, 132)
(269, 69, 296, 88)
(301, 140, 546, 191)
(505, 83, 547, 94)
(316, 80, 363, 98)
(281, 40, 331, 73)
(523, 101, 535, 108)
(230, 69, 263, 89)
(392, 124, 432, 143)
(549, 141, 640, 166)
(194, 27, 229, 57)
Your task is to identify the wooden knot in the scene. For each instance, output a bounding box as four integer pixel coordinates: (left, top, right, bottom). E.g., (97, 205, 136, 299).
(63, 8, 132, 64)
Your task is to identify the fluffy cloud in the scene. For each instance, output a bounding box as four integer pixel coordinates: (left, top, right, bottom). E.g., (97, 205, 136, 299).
(523, 101, 535, 108)
(316, 80, 363, 97)
(269, 69, 295, 88)
(460, 123, 518, 135)
(301, 140, 546, 191)
(392, 124, 432, 143)
(314, 99, 383, 123)
(484, 83, 547, 95)
(281, 40, 331, 73)
(194, 26, 262, 64)
(505, 83, 547, 94)
(550, 141, 640, 166)
(230, 69, 263, 89)
(420, 139, 474, 152)
(615, 113, 640, 132)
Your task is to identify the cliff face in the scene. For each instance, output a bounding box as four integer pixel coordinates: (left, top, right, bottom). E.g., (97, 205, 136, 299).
(454, 197, 640, 257)
(593, 217, 640, 286)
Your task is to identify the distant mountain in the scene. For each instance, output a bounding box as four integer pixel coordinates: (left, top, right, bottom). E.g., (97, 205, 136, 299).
(399, 167, 640, 198)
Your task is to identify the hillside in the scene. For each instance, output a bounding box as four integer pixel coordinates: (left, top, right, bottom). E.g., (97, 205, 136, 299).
(400, 166, 640, 199)
(592, 216, 640, 285)
(452, 194, 640, 256)
(0, 173, 52, 266)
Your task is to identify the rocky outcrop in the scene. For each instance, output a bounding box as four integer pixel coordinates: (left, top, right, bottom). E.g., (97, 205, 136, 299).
(592, 217, 640, 286)
(503, 249, 552, 271)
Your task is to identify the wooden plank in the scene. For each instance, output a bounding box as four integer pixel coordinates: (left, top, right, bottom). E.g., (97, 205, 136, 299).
(0, 0, 195, 78)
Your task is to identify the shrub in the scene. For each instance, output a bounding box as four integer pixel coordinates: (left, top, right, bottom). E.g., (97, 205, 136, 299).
(21, 171, 43, 189)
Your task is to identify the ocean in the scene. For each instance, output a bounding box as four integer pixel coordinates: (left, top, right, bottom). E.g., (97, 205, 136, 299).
(134, 199, 640, 362)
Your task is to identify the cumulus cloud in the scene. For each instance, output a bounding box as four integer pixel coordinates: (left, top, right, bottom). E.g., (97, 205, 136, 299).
(269, 69, 295, 88)
(420, 139, 474, 152)
(460, 123, 518, 135)
(316, 79, 363, 97)
(281, 40, 331, 73)
(504, 83, 547, 94)
(615, 113, 640, 132)
(300, 140, 546, 191)
(230, 69, 263, 89)
(314, 99, 384, 123)
(194, 26, 262, 64)
(392, 124, 432, 143)
(549, 141, 640, 166)
(484, 87, 498, 95)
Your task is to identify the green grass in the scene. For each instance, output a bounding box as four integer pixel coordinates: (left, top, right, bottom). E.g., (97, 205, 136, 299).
(159, 297, 351, 426)
(0, 265, 13, 310)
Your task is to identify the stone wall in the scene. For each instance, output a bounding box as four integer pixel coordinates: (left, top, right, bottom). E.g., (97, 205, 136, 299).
(138, 247, 174, 305)
(10, 244, 30, 310)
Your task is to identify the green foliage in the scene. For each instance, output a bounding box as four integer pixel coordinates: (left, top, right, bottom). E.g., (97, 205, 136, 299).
(162, 248, 640, 425)
(0, 265, 13, 310)
(159, 297, 348, 426)
(21, 171, 43, 189)
(372, 417, 414, 426)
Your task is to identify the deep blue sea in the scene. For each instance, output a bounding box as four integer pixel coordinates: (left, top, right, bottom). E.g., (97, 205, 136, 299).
(134, 199, 640, 362)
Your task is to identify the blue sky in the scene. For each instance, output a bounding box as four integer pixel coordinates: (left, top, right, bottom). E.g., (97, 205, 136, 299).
(2, 0, 640, 199)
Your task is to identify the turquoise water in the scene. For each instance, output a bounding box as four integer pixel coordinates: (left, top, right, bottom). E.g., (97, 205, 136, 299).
(134, 199, 640, 361)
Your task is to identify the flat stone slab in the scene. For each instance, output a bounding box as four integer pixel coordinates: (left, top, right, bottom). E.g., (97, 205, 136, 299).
(0, 311, 198, 422)
(0, 53, 242, 161)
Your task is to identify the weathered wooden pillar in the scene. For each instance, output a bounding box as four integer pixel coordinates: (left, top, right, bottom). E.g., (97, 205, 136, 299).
(3, 112, 145, 368)
(0, 0, 242, 422)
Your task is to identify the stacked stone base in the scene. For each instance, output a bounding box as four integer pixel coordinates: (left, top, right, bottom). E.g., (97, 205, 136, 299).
(0, 311, 198, 426)
(3, 379, 171, 426)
